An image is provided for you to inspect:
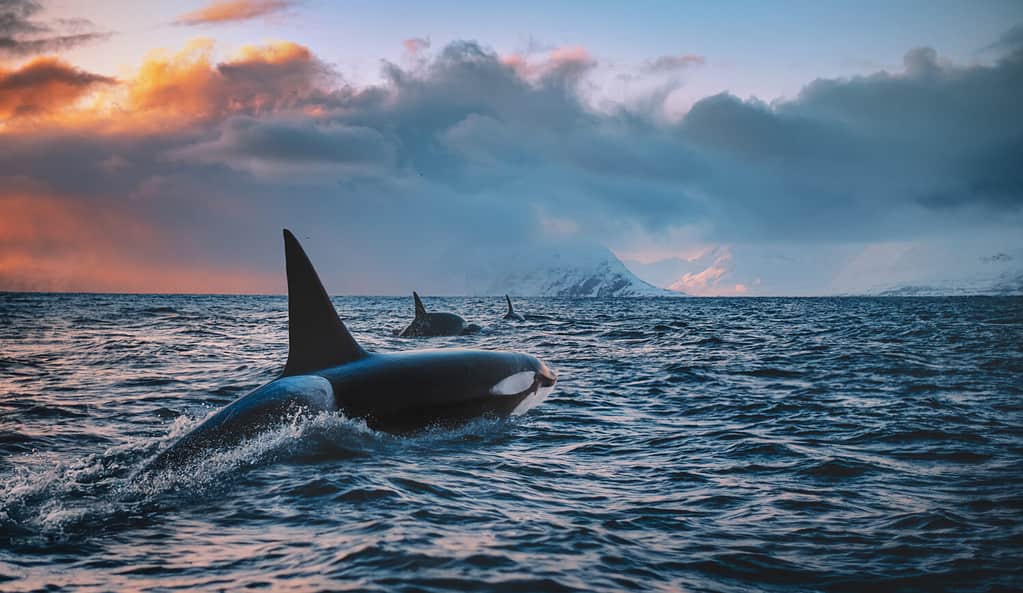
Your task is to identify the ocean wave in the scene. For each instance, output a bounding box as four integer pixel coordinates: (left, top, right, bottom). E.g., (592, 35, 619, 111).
(1, 295, 1020, 592)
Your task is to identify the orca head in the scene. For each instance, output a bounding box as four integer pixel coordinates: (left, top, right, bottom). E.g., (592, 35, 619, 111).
(487, 353, 558, 415)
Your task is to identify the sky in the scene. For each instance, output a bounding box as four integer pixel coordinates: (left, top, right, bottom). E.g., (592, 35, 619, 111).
(1, 0, 1021, 295)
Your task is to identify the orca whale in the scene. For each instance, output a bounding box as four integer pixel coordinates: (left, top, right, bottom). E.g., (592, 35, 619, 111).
(503, 295, 525, 321)
(398, 292, 480, 337)
(145, 230, 556, 472)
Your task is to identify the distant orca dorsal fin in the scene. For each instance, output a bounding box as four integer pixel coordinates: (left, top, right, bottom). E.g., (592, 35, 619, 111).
(413, 291, 427, 318)
(281, 229, 367, 376)
(505, 294, 514, 315)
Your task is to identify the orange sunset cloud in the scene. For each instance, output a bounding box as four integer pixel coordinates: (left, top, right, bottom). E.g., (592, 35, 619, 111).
(175, 0, 295, 26)
(0, 57, 114, 120)
(0, 38, 331, 132)
(128, 39, 326, 123)
(0, 36, 343, 293)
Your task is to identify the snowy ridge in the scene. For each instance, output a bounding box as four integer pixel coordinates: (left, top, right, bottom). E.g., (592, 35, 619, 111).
(456, 240, 684, 297)
(870, 274, 1023, 296)
(864, 251, 1023, 296)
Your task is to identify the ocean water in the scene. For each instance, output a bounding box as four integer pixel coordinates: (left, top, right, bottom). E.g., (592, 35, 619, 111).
(1, 293, 1021, 593)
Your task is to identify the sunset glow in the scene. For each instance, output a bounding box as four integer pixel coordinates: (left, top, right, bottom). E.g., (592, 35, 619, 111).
(1, 0, 1021, 295)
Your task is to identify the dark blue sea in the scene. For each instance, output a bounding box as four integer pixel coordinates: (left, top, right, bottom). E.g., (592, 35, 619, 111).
(1, 294, 1021, 592)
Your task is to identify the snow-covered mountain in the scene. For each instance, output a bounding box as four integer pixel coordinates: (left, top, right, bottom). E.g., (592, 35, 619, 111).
(453, 240, 684, 297)
(869, 274, 1023, 296)
(863, 251, 1023, 296)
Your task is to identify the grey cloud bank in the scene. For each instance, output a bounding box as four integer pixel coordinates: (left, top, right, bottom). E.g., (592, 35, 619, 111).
(2, 29, 1022, 294)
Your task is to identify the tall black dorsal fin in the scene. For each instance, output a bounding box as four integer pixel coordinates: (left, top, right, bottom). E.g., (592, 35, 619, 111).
(281, 229, 367, 376)
(413, 291, 427, 318)
(506, 294, 514, 315)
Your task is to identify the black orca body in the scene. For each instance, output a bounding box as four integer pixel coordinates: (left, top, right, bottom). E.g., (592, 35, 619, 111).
(503, 295, 525, 321)
(398, 292, 480, 337)
(145, 231, 556, 472)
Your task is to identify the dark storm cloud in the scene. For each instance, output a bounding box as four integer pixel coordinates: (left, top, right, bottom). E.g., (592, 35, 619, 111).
(174, 115, 397, 171)
(305, 38, 1018, 242)
(0, 0, 109, 58)
(762, 43, 1021, 213)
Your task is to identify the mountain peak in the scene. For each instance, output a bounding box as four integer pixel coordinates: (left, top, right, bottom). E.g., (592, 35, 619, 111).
(456, 239, 684, 297)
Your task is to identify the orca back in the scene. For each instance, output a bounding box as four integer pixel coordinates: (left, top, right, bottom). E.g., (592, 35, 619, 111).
(504, 295, 525, 321)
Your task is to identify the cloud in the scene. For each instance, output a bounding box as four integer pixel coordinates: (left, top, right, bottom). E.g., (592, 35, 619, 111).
(500, 44, 596, 83)
(668, 42, 1023, 244)
(403, 37, 430, 55)
(0, 38, 338, 130)
(0, 0, 43, 37)
(666, 248, 733, 295)
(1, 35, 1021, 294)
(0, 56, 113, 119)
(128, 39, 328, 120)
(175, 0, 295, 26)
(644, 53, 705, 73)
(0, 0, 109, 58)
(982, 23, 1023, 54)
(172, 115, 396, 175)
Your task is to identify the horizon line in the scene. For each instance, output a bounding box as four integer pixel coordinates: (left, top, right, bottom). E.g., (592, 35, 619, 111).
(1, 290, 1016, 299)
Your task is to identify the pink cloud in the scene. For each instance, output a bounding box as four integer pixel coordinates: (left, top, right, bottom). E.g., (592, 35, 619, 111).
(549, 46, 592, 66)
(175, 0, 294, 25)
(668, 248, 745, 296)
(500, 45, 595, 82)
(403, 37, 431, 55)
